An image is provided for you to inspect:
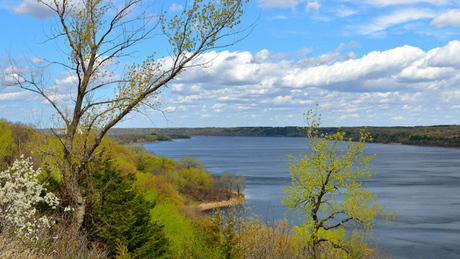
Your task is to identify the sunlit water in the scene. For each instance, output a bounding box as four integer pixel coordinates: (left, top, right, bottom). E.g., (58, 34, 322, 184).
(144, 136, 460, 259)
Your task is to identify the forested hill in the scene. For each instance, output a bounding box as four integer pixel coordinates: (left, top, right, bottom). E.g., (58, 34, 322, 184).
(109, 125, 460, 148)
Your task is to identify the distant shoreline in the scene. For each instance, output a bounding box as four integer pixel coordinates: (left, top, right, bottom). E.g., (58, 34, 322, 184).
(109, 125, 460, 149)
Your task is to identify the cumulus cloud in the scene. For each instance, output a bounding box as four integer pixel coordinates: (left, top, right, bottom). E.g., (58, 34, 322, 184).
(398, 66, 455, 83)
(431, 9, 460, 27)
(152, 40, 460, 126)
(423, 40, 460, 68)
(283, 45, 426, 90)
(174, 50, 293, 90)
(360, 8, 436, 35)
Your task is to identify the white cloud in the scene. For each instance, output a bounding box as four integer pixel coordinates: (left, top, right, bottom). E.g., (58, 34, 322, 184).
(431, 9, 460, 27)
(423, 40, 460, 68)
(149, 39, 460, 126)
(296, 48, 313, 57)
(257, 0, 306, 9)
(306, 1, 320, 13)
(273, 15, 288, 20)
(336, 5, 356, 17)
(164, 106, 177, 113)
(252, 49, 272, 64)
(14, 0, 56, 19)
(175, 95, 203, 104)
(169, 3, 184, 12)
(340, 113, 359, 120)
(397, 42, 460, 82)
(280, 45, 426, 90)
(398, 66, 455, 82)
(177, 50, 293, 90)
(299, 43, 347, 66)
(360, 8, 436, 35)
(0, 91, 31, 101)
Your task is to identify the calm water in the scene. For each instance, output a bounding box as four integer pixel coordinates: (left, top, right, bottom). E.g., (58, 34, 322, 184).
(144, 136, 460, 259)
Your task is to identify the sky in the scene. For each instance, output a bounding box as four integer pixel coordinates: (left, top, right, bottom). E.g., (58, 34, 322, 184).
(1, 0, 460, 128)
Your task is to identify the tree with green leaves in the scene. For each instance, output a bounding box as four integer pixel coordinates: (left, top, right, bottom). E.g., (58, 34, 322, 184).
(1, 0, 250, 230)
(282, 107, 396, 258)
(91, 158, 169, 258)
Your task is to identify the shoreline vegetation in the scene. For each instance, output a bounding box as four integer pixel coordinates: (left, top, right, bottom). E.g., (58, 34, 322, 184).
(108, 125, 460, 148)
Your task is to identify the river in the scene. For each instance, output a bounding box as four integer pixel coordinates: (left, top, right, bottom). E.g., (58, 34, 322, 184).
(143, 136, 460, 259)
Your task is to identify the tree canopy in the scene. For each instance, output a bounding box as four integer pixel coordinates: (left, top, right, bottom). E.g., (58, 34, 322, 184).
(282, 108, 396, 258)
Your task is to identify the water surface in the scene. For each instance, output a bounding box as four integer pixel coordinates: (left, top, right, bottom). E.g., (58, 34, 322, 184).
(144, 136, 460, 259)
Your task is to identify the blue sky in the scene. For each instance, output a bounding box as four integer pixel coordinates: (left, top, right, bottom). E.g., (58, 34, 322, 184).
(1, 0, 460, 128)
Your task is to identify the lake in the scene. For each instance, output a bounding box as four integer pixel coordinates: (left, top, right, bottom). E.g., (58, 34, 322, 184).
(143, 136, 460, 259)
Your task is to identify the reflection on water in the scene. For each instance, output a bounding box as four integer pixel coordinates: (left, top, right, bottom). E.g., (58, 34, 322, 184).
(144, 136, 460, 259)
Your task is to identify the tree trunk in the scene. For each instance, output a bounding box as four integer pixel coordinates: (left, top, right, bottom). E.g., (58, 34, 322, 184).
(62, 136, 86, 231)
(74, 192, 86, 231)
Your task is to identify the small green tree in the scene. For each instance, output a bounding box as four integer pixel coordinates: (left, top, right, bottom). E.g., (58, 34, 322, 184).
(282, 108, 396, 258)
(90, 158, 169, 258)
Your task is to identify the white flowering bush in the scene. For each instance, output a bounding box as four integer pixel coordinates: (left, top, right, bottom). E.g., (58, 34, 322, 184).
(0, 156, 59, 242)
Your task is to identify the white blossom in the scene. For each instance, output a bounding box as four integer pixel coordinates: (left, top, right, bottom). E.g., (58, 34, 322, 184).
(0, 156, 59, 242)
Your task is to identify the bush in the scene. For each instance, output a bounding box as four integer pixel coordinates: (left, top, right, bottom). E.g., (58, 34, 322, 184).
(0, 156, 59, 248)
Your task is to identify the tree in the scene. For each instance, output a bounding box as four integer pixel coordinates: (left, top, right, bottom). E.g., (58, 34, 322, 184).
(282, 108, 396, 258)
(1, 0, 249, 229)
(90, 157, 169, 258)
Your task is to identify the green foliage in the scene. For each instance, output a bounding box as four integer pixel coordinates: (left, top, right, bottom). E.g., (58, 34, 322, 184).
(136, 172, 184, 206)
(150, 202, 222, 259)
(108, 133, 174, 145)
(178, 157, 205, 170)
(218, 209, 242, 259)
(282, 108, 396, 258)
(90, 158, 169, 258)
(0, 119, 40, 168)
(0, 120, 16, 167)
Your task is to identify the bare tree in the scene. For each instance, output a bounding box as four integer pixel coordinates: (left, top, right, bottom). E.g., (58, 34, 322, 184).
(1, 0, 250, 230)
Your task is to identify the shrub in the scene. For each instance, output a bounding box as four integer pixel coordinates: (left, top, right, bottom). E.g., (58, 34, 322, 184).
(0, 156, 59, 246)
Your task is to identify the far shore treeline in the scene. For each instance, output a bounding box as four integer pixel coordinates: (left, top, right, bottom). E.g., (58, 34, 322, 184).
(107, 125, 460, 148)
